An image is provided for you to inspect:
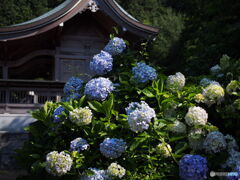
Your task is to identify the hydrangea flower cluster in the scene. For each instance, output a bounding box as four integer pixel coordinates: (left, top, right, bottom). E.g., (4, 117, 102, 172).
(53, 106, 65, 123)
(132, 62, 157, 83)
(156, 143, 172, 158)
(194, 93, 205, 103)
(107, 163, 126, 179)
(170, 120, 186, 134)
(69, 107, 92, 126)
(179, 154, 208, 180)
(188, 128, 206, 151)
(45, 151, 72, 176)
(166, 72, 185, 92)
(226, 80, 240, 95)
(90, 51, 113, 75)
(202, 84, 225, 106)
(65, 93, 82, 101)
(84, 77, 114, 101)
(200, 78, 220, 87)
(81, 168, 109, 180)
(70, 137, 89, 152)
(226, 165, 240, 180)
(126, 101, 156, 132)
(104, 37, 126, 56)
(64, 77, 84, 96)
(185, 106, 208, 126)
(100, 138, 126, 159)
(203, 131, 227, 154)
(210, 64, 221, 75)
(225, 135, 239, 152)
(223, 150, 240, 169)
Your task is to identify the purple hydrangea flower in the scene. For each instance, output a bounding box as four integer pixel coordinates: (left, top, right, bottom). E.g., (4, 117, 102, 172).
(70, 137, 89, 152)
(53, 106, 65, 123)
(104, 37, 126, 56)
(179, 154, 208, 180)
(100, 138, 126, 159)
(84, 77, 114, 101)
(90, 51, 113, 75)
(132, 62, 157, 83)
(64, 77, 84, 95)
(65, 93, 82, 101)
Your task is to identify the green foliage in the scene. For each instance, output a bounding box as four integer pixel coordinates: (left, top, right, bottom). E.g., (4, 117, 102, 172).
(0, 0, 64, 27)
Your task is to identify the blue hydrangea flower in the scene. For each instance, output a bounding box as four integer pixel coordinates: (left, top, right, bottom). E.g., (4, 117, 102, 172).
(70, 137, 89, 152)
(90, 51, 113, 75)
(81, 168, 109, 180)
(64, 77, 84, 95)
(100, 138, 126, 159)
(203, 131, 227, 154)
(132, 62, 157, 83)
(53, 106, 65, 123)
(125, 101, 156, 132)
(84, 77, 114, 101)
(104, 37, 126, 56)
(65, 93, 82, 101)
(179, 154, 208, 180)
(226, 166, 240, 180)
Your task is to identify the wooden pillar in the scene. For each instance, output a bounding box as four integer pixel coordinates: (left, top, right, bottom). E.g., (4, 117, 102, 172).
(2, 66, 8, 79)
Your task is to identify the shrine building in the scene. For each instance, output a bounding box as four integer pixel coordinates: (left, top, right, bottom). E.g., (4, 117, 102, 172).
(0, 0, 158, 173)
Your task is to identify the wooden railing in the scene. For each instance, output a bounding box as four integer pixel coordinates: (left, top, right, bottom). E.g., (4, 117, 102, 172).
(0, 80, 65, 114)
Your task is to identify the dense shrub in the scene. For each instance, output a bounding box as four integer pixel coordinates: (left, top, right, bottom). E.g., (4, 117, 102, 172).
(16, 37, 240, 179)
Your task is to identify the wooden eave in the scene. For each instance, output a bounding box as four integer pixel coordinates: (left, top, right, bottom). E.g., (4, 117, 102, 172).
(0, 0, 159, 42)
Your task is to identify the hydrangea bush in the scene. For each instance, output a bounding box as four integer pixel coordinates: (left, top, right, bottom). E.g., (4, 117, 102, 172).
(16, 37, 240, 179)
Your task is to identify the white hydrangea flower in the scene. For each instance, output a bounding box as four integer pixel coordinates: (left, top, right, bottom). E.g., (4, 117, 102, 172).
(202, 84, 225, 106)
(69, 107, 92, 126)
(107, 163, 126, 179)
(194, 93, 205, 103)
(188, 128, 206, 151)
(156, 143, 172, 158)
(45, 151, 72, 176)
(170, 120, 186, 134)
(166, 72, 185, 92)
(203, 131, 227, 154)
(185, 106, 208, 126)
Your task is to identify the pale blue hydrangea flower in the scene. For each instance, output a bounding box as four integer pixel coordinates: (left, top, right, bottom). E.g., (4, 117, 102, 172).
(84, 77, 114, 101)
(166, 72, 185, 92)
(132, 62, 157, 83)
(53, 106, 65, 123)
(179, 154, 208, 180)
(200, 78, 220, 87)
(222, 150, 240, 169)
(203, 131, 227, 154)
(81, 168, 109, 180)
(100, 138, 127, 159)
(126, 101, 156, 132)
(90, 51, 113, 75)
(107, 163, 126, 179)
(45, 151, 72, 176)
(210, 64, 221, 75)
(104, 37, 126, 56)
(64, 77, 84, 95)
(70, 137, 89, 152)
(225, 135, 239, 152)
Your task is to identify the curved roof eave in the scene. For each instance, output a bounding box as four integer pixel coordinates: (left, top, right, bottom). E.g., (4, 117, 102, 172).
(0, 0, 159, 41)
